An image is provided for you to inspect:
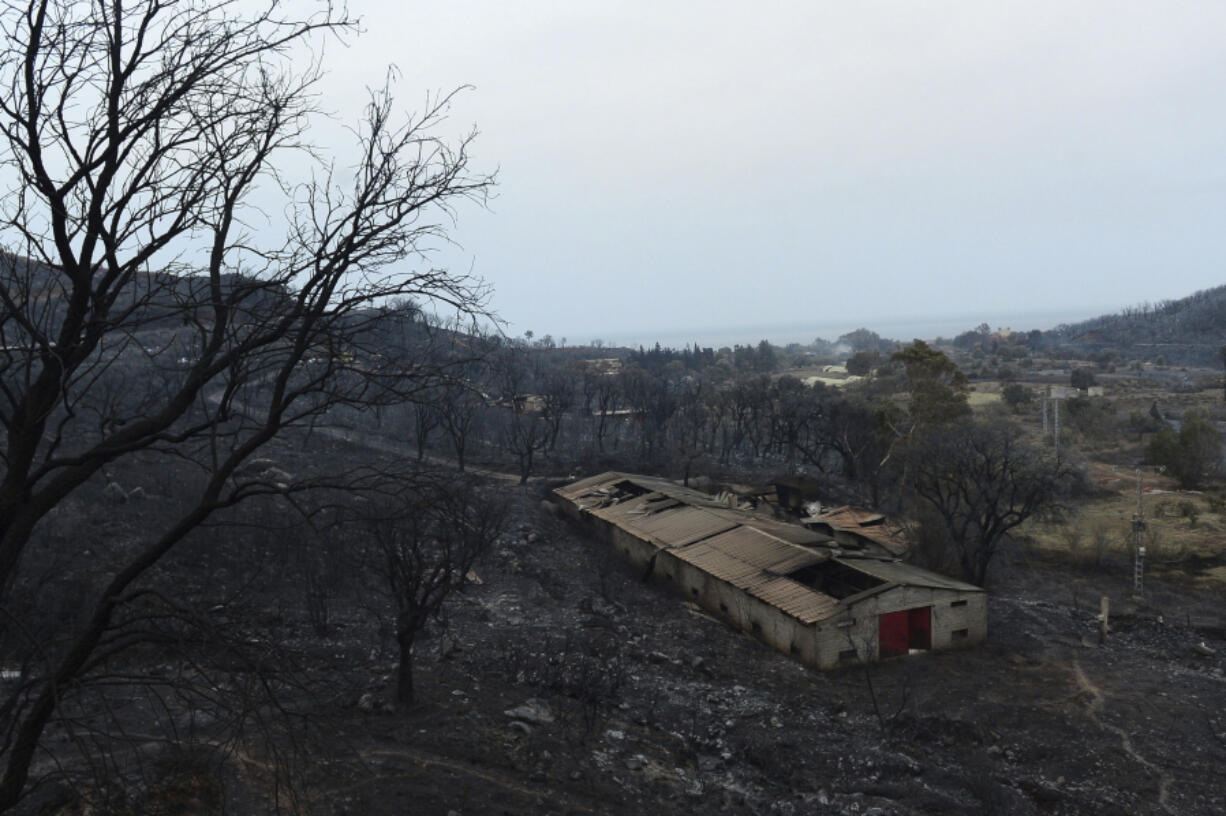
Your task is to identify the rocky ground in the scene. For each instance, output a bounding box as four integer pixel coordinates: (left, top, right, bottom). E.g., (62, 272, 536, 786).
(290, 479, 1225, 816)
(20, 433, 1226, 816)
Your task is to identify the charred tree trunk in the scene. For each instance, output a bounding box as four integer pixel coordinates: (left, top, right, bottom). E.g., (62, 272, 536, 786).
(396, 629, 416, 706)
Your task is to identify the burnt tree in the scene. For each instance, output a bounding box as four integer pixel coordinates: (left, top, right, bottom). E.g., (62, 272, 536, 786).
(367, 481, 505, 705)
(907, 420, 1072, 585)
(0, 0, 493, 808)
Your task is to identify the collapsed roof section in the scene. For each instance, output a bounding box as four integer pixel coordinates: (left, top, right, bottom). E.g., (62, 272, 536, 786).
(802, 505, 910, 556)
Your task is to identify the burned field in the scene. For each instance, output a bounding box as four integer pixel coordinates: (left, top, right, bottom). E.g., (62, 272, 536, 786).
(0, 418, 1220, 816)
(261, 474, 1222, 816)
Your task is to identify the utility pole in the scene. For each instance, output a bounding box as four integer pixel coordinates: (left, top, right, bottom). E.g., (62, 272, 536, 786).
(1043, 387, 1063, 462)
(1053, 396, 1061, 463)
(1132, 468, 1146, 595)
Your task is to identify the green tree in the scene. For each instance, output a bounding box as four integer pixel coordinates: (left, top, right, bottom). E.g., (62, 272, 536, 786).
(845, 350, 880, 376)
(1001, 383, 1033, 413)
(1070, 368, 1096, 390)
(755, 339, 778, 373)
(891, 340, 970, 427)
(1147, 412, 1223, 489)
(838, 327, 886, 352)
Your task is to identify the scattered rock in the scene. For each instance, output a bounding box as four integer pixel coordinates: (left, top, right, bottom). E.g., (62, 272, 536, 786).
(625, 754, 647, 770)
(236, 457, 277, 475)
(508, 720, 532, 736)
(103, 482, 127, 503)
(1194, 642, 1216, 657)
(127, 486, 146, 501)
(504, 698, 555, 725)
(584, 595, 618, 617)
(260, 467, 294, 486)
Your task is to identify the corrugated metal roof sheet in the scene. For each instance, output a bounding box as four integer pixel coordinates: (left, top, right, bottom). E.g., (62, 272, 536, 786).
(555, 471, 624, 501)
(557, 471, 731, 511)
(674, 540, 762, 585)
(753, 576, 839, 623)
(672, 542, 838, 623)
(629, 505, 739, 548)
(734, 514, 830, 546)
(814, 506, 885, 527)
(847, 526, 909, 557)
(834, 557, 983, 593)
(586, 492, 658, 523)
(699, 527, 827, 574)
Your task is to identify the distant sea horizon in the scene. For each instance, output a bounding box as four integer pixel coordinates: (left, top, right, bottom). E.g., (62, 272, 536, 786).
(574, 308, 1097, 351)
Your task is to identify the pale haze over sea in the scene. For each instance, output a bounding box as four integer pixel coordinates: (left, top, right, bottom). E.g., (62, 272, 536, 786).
(315, 3, 1226, 350)
(584, 308, 1095, 351)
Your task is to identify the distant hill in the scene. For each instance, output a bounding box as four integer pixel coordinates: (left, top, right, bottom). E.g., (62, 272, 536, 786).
(1047, 284, 1226, 364)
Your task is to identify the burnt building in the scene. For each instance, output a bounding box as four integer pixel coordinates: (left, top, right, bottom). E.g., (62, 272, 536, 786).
(555, 472, 986, 669)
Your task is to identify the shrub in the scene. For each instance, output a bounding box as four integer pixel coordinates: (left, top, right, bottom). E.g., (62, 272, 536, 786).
(1070, 368, 1097, 389)
(1001, 383, 1033, 413)
(1145, 412, 1224, 489)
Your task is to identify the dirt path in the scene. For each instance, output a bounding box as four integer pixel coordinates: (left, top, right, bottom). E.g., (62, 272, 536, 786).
(343, 746, 613, 814)
(1072, 661, 1174, 812)
(212, 380, 538, 484)
(310, 424, 537, 484)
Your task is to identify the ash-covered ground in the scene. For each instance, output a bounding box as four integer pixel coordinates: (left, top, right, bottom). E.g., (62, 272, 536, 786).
(18, 440, 1225, 816)
(305, 481, 1225, 816)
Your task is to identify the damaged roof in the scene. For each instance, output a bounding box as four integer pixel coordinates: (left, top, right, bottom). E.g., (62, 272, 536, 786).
(803, 505, 910, 556)
(592, 498, 740, 549)
(557, 472, 981, 624)
(832, 556, 983, 593)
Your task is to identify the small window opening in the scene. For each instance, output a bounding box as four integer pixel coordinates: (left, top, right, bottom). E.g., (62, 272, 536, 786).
(952, 628, 969, 641)
(719, 602, 728, 613)
(838, 648, 858, 664)
(751, 620, 762, 634)
(789, 642, 801, 655)
(951, 599, 968, 608)
(690, 587, 699, 596)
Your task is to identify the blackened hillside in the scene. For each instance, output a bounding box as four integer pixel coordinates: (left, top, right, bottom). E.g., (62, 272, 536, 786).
(1049, 284, 1226, 364)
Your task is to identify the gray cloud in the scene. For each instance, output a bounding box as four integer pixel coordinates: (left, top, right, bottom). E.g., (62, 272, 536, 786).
(308, 1, 1226, 342)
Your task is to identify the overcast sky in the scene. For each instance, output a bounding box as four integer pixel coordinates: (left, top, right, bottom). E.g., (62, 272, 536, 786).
(312, 1, 1226, 346)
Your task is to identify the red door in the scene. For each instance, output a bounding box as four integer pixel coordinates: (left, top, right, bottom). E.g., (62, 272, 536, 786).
(878, 610, 909, 658)
(908, 607, 931, 650)
(879, 607, 932, 658)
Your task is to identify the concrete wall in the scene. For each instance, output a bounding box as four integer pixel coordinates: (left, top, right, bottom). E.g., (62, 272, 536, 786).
(812, 586, 987, 669)
(573, 510, 660, 572)
(655, 549, 818, 666)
